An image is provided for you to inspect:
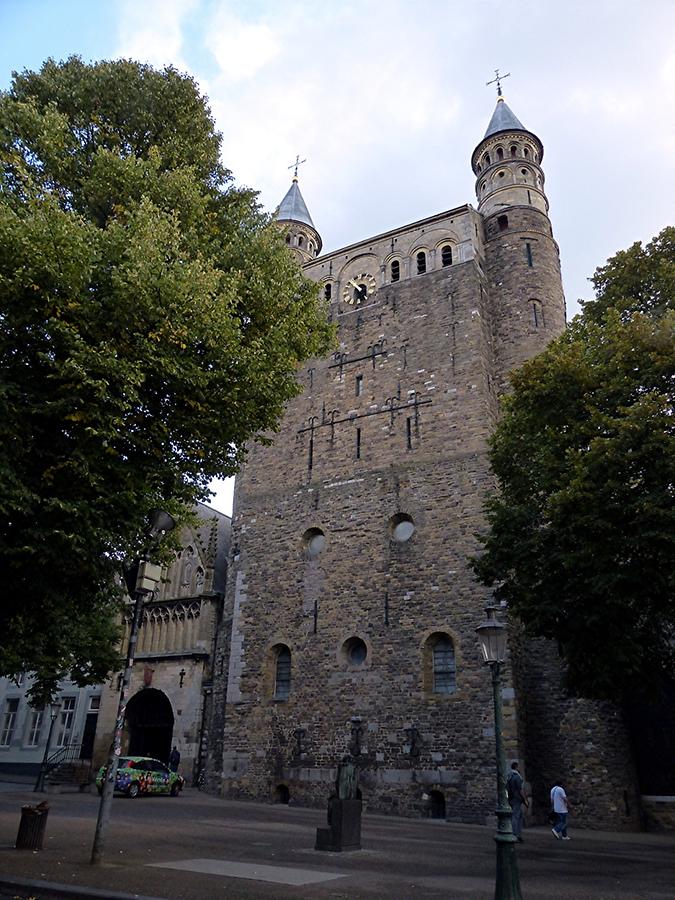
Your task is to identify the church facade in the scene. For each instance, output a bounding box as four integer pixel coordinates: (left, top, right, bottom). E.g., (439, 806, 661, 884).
(205, 97, 643, 828)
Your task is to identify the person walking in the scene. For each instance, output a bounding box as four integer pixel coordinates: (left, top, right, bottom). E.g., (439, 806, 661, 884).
(550, 780, 571, 840)
(506, 761, 529, 842)
(169, 746, 181, 772)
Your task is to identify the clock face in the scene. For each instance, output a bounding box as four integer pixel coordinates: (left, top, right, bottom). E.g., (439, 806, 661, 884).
(343, 272, 377, 306)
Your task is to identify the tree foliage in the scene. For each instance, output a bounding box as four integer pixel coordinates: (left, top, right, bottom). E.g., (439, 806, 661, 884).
(0, 57, 333, 702)
(473, 228, 675, 701)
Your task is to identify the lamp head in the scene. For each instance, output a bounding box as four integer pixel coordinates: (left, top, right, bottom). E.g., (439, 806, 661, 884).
(476, 605, 508, 663)
(147, 509, 176, 540)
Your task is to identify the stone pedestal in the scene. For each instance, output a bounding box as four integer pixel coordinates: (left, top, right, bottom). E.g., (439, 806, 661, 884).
(315, 797, 362, 851)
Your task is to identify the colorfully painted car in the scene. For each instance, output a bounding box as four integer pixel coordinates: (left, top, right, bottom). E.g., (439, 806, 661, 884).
(95, 756, 184, 798)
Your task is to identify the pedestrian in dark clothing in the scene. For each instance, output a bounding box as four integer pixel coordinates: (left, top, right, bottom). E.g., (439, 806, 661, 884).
(507, 761, 529, 842)
(169, 746, 180, 772)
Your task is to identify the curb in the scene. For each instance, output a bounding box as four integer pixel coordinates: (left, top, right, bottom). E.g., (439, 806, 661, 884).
(0, 874, 166, 900)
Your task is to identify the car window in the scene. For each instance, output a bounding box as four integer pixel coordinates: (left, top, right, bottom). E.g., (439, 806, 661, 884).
(131, 760, 149, 770)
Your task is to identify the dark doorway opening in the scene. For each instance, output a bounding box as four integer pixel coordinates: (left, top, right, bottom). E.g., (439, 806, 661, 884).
(273, 784, 290, 804)
(428, 790, 446, 819)
(125, 688, 174, 762)
(80, 713, 98, 759)
(626, 680, 675, 795)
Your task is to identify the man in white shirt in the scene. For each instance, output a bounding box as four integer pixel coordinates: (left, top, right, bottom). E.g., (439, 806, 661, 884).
(550, 781, 571, 840)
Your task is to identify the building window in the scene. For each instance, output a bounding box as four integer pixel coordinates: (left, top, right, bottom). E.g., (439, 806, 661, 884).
(26, 708, 44, 746)
(406, 417, 412, 450)
(324, 282, 332, 300)
(88, 696, 101, 712)
(355, 374, 363, 396)
(510, 145, 517, 158)
(483, 153, 490, 166)
(1, 699, 19, 746)
(308, 241, 313, 254)
(356, 427, 361, 459)
(416, 252, 426, 275)
(274, 646, 291, 700)
(441, 245, 453, 267)
(302, 527, 325, 558)
(432, 635, 457, 694)
(497, 147, 504, 160)
(523, 147, 529, 157)
(389, 512, 415, 543)
(285, 234, 291, 244)
(497, 215, 508, 232)
(56, 697, 76, 747)
(298, 235, 304, 248)
(391, 260, 400, 282)
(531, 300, 545, 328)
(342, 636, 368, 667)
(525, 242, 533, 267)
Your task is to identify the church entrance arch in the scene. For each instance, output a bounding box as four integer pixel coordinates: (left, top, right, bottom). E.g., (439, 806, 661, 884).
(125, 689, 174, 763)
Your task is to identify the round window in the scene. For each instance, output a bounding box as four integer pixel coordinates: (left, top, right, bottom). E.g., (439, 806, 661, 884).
(303, 527, 325, 558)
(342, 636, 368, 666)
(390, 513, 415, 543)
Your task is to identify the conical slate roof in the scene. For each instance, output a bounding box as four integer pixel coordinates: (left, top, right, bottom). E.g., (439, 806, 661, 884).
(483, 97, 527, 138)
(276, 178, 316, 229)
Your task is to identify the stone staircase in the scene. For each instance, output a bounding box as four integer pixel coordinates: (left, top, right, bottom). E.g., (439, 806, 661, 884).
(44, 745, 93, 794)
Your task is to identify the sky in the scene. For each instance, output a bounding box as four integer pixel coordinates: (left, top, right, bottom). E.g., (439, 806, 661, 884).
(2, 0, 674, 515)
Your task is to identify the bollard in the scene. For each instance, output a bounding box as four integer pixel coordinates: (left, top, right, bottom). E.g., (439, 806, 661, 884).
(15, 801, 49, 850)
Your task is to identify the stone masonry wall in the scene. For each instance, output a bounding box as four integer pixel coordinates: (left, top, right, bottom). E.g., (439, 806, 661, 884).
(212, 229, 526, 821)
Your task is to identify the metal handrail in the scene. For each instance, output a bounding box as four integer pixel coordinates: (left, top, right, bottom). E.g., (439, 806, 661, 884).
(43, 742, 84, 777)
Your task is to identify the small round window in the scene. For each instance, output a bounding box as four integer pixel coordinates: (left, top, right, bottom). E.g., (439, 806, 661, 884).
(390, 513, 415, 543)
(343, 636, 368, 666)
(303, 527, 325, 558)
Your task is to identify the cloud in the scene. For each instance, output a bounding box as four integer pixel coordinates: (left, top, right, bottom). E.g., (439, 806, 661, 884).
(204, 8, 280, 82)
(115, 0, 197, 70)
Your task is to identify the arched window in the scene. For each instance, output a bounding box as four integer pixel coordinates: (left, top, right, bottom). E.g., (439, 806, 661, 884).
(483, 153, 490, 166)
(431, 635, 456, 694)
(416, 252, 426, 275)
(441, 245, 453, 267)
(510, 145, 517, 158)
(298, 235, 304, 248)
(523, 147, 529, 158)
(274, 646, 291, 700)
(308, 241, 313, 254)
(391, 260, 400, 282)
(497, 215, 509, 232)
(324, 283, 332, 300)
(531, 299, 545, 328)
(285, 234, 291, 244)
(497, 147, 504, 160)
(302, 527, 325, 558)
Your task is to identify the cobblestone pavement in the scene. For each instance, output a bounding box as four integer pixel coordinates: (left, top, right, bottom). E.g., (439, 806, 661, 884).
(0, 787, 673, 899)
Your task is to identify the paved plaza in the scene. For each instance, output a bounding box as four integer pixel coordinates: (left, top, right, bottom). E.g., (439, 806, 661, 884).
(0, 786, 673, 899)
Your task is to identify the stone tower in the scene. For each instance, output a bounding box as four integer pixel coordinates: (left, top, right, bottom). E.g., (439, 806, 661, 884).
(207, 96, 640, 829)
(276, 175, 322, 264)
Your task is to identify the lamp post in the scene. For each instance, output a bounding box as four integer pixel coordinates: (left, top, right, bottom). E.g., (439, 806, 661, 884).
(34, 700, 62, 793)
(90, 509, 176, 865)
(476, 606, 522, 900)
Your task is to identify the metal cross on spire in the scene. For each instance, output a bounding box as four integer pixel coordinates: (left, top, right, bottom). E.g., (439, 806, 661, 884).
(288, 154, 307, 178)
(486, 68, 511, 97)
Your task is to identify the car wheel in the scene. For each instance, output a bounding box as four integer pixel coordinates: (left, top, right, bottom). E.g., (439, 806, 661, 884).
(127, 782, 140, 799)
(170, 783, 181, 797)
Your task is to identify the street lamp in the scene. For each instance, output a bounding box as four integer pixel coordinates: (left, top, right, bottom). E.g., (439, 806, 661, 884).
(34, 700, 62, 793)
(476, 606, 522, 900)
(90, 509, 176, 865)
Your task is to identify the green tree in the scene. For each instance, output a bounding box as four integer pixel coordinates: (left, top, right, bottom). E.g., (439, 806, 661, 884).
(0, 57, 333, 702)
(473, 228, 675, 701)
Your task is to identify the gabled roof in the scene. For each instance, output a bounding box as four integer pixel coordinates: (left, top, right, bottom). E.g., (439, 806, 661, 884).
(483, 97, 527, 139)
(276, 178, 316, 229)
